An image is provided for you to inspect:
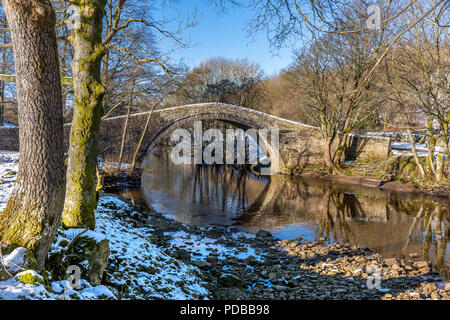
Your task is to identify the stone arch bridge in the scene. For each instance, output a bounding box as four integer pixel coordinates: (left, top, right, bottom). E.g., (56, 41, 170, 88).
(0, 103, 390, 174)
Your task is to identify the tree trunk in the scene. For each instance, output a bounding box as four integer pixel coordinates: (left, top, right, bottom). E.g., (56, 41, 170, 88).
(406, 127, 426, 178)
(0, 19, 7, 127)
(117, 82, 135, 173)
(117, 102, 131, 173)
(426, 117, 437, 176)
(0, 0, 65, 270)
(435, 136, 447, 182)
(442, 122, 449, 181)
(435, 120, 448, 182)
(62, 0, 106, 230)
(129, 103, 157, 175)
(334, 133, 347, 170)
(324, 137, 334, 173)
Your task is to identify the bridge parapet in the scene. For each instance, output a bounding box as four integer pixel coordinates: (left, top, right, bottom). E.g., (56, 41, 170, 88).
(1, 103, 391, 173)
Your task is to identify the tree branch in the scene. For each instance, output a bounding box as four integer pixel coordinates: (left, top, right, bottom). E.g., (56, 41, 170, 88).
(0, 74, 73, 86)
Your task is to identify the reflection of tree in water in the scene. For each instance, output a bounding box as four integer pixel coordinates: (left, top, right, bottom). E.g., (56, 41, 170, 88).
(392, 200, 449, 279)
(143, 150, 449, 278)
(191, 164, 264, 215)
(318, 192, 449, 278)
(316, 189, 362, 244)
(165, 118, 270, 215)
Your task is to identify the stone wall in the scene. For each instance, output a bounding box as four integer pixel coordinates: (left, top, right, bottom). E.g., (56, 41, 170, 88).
(278, 128, 325, 171)
(0, 103, 392, 173)
(344, 134, 391, 161)
(278, 130, 391, 171)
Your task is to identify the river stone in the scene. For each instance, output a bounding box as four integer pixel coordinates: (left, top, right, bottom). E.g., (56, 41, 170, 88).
(206, 254, 218, 263)
(287, 278, 299, 287)
(384, 258, 399, 268)
(256, 230, 273, 239)
(272, 285, 289, 291)
(213, 287, 249, 300)
(173, 249, 191, 261)
(335, 288, 347, 294)
(218, 273, 246, 289)
(191, 260, 211, 269)
(413, 261, 429, 269)
(66, 229, 110, 286)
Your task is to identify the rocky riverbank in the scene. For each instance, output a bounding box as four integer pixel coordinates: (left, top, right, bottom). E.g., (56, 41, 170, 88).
(137, 199, 450, 300)
(99, 163, 450, 300)
(1, 151, 449, 300)
(293, 157, 450, 198)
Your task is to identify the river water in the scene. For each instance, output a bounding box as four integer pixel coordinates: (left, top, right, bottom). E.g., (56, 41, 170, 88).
(119, 150, 449, 279)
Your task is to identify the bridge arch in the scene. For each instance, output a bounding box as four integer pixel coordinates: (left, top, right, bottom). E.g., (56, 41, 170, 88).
(134, 103, 284, 172)
(88, 102, 390, 174)
(1, 103, 392, 175)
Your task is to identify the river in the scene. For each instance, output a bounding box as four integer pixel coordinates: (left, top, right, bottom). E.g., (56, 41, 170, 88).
(118, 150, 449, 279)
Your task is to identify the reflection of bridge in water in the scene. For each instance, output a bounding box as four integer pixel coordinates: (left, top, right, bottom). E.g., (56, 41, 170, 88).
(121, 151, 449, 279)
(236, 174, 449, 278)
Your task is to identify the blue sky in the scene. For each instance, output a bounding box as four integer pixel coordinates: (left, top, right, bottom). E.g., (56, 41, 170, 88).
(159, 1, 295, 76)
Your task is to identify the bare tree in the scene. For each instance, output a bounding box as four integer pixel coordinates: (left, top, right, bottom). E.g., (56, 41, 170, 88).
(283, 4, 388, 172)
(246, 0, 448, 177)
(175, 57, 264, 109)
(387, 1, 449, 181)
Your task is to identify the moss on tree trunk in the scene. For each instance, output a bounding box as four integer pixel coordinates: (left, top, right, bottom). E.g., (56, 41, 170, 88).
(62, 0, 107, 230)
(0, 0, 65, 270)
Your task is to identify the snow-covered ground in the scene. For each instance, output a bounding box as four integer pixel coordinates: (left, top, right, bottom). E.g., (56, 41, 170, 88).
(0, 121, 18, 128)
(391, 142, 429, 157)
(367, 131, 425, 140)
(91, 196, 209, 299)
(0, 151, 209, 300)
(390, 142, 448, 158)
(165, 230, 264, 262)
(0, 150, 18, 210)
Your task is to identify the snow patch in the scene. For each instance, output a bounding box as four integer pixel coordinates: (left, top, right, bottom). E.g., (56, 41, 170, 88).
(0, 121, 17, 128)
(3, 247, 28, 274)
(165, 230, 265, 263)
(0, 150, 19, 210)
(0, 151, 208, 300)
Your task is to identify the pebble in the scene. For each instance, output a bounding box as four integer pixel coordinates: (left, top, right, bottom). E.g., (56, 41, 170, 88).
(138, 209, 450, 300)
